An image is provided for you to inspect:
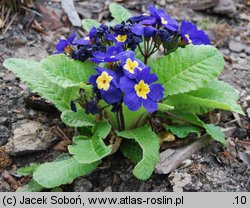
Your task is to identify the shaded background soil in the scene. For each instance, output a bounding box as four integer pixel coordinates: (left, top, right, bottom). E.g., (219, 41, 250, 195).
(0, 0, 250, 192)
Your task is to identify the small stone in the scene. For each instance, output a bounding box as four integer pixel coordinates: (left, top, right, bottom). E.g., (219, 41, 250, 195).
(213, 0, 236, 17)
(73, 177, 92, 192)
(247, 108, 250, 119)
(4, 120, 57, 156)
(104, 186, 112, 192)
(229, 40, 246, 53)
(245, 47, 250, 55)
(239, 53, 247, 58)
(220, 48, 230, 55)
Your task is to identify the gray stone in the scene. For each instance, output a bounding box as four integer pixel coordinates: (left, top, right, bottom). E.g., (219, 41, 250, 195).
(73, 177, 93, 192)
(220, 48, 230, 55)
(0, 125, 10, 146)
(229, 40, 246, 53)
(5, 120, 57, 156)
(213, 0, 236, 16)
(245, 46, 250, 55)
(247, 108, 250, 119)
(103, 186, 112, 192)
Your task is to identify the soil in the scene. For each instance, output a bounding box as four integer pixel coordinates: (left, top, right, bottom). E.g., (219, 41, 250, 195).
(0, 0, 249, 192)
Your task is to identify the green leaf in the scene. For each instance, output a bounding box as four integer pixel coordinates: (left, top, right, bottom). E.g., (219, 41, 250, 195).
(116, 126, 159, 180)
(165, 80, 244, 115)
(122, 105, 148, 129)
(148, 45, 224, 96)
(16, 180, 44, 192)
(109, 3, 132, 23)
(203, 124, 225, 145)
(158, 103, 174, 111)
(61, 109, 94, 127)
(3, 58, 79, 112)
(17, 163, 39, 176)
(33, 156, 100, 188)
(42, 54, 96, 88)
(82, 19, 100, 32)
(166, 125, 200, 138)
(120, 140, 142, 164)
(168, 112, 225, 144)
(68, 121, 112, 164)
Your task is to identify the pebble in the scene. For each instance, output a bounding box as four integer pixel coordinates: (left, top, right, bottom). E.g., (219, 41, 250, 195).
(229, 40, 246, 53)
(73, 177, 92, 192)
(213, 0, 236, 17)
(4, 120, 57, 156)
(247, 108, 250, 119)
(245, 47, 250, 55)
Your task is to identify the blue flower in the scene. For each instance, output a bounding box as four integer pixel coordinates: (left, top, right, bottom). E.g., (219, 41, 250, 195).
(89, 67, 122, 105)
(75, 27, 97, 45)
(180, 21, 210, 45)
(119, 68, 164, 113)
(55, 32, 76, 54)
(86, 98, 100, 115)
(119, 51, 147, 78)
(91, 46, 123, 63)
(129, 6, 178, 32)
(131, 25, 157, 37)
(147, 6, 178, 31)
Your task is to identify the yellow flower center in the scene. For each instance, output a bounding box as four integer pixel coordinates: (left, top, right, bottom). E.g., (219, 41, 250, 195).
(161, 17, 168, 25)
(96, 71, 113, 91)
(124, 58, 139, 74)
(115, 34, 127, 42)
(84, 36, 90, 41)
(185, 34, 192, 44)
(134, 80, 150, 99)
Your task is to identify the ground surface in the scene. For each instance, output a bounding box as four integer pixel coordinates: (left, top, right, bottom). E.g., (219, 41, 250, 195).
(0, 0, 250, 192)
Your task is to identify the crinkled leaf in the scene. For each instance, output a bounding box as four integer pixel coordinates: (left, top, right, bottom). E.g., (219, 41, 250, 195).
(120, 140, 142, 164)
(109, 3, 132, 23)
(149, 45, 224, 96)
(17, 163, 39, 176)
(165, 80, 244, 115)
(61, 109, 94, 127)
(166, 125, 200, 138)
(168, 112, 226, 145)
(203, 124, 225, 145)
(116, 126, 159, 180)
(16, 180, 43, 192)
(3, 58, 79, 112)
(68, 121, 112, 164)
(33, 156, 99, 188)
(42, 54, 96, 88)
(82, 19, 101, 32)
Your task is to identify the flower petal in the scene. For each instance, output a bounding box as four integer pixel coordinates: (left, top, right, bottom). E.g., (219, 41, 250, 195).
(101, 85, 122, 104)
(55, 39, 68, 52)
(119, 76, 136, 93)
(142, 98, 158, 113)
(67, 31, 76, 44)
(124, 92, 142, 111)
(137, 68, 158, 84)
(148, 84, 164, 101)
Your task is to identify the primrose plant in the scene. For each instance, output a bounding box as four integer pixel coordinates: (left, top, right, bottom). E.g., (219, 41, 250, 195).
(3, 4, 244, 191)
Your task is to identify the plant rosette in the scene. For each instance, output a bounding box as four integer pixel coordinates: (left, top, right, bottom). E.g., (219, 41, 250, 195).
(3, 3, 244, 191)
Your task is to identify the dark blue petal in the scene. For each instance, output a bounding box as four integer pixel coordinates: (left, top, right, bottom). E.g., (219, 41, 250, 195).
(137, 68, 158, 84)
(67, 31, 76, 44)
(148, 84, 164, 101)
(124, 92, 142, 111)
(101, 85, 122, 104)
(119, 76, 136, 93)
(142, 98, 158, 113)
(89, 27, 97, 39)
(55, 39, 68, 52)
(131, 25, 145, 36)
(88, 74, 98, 85)
(75, 38, 90, 45)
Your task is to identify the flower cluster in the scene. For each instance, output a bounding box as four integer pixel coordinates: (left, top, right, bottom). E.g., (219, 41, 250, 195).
(55, 5, 211, 116)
